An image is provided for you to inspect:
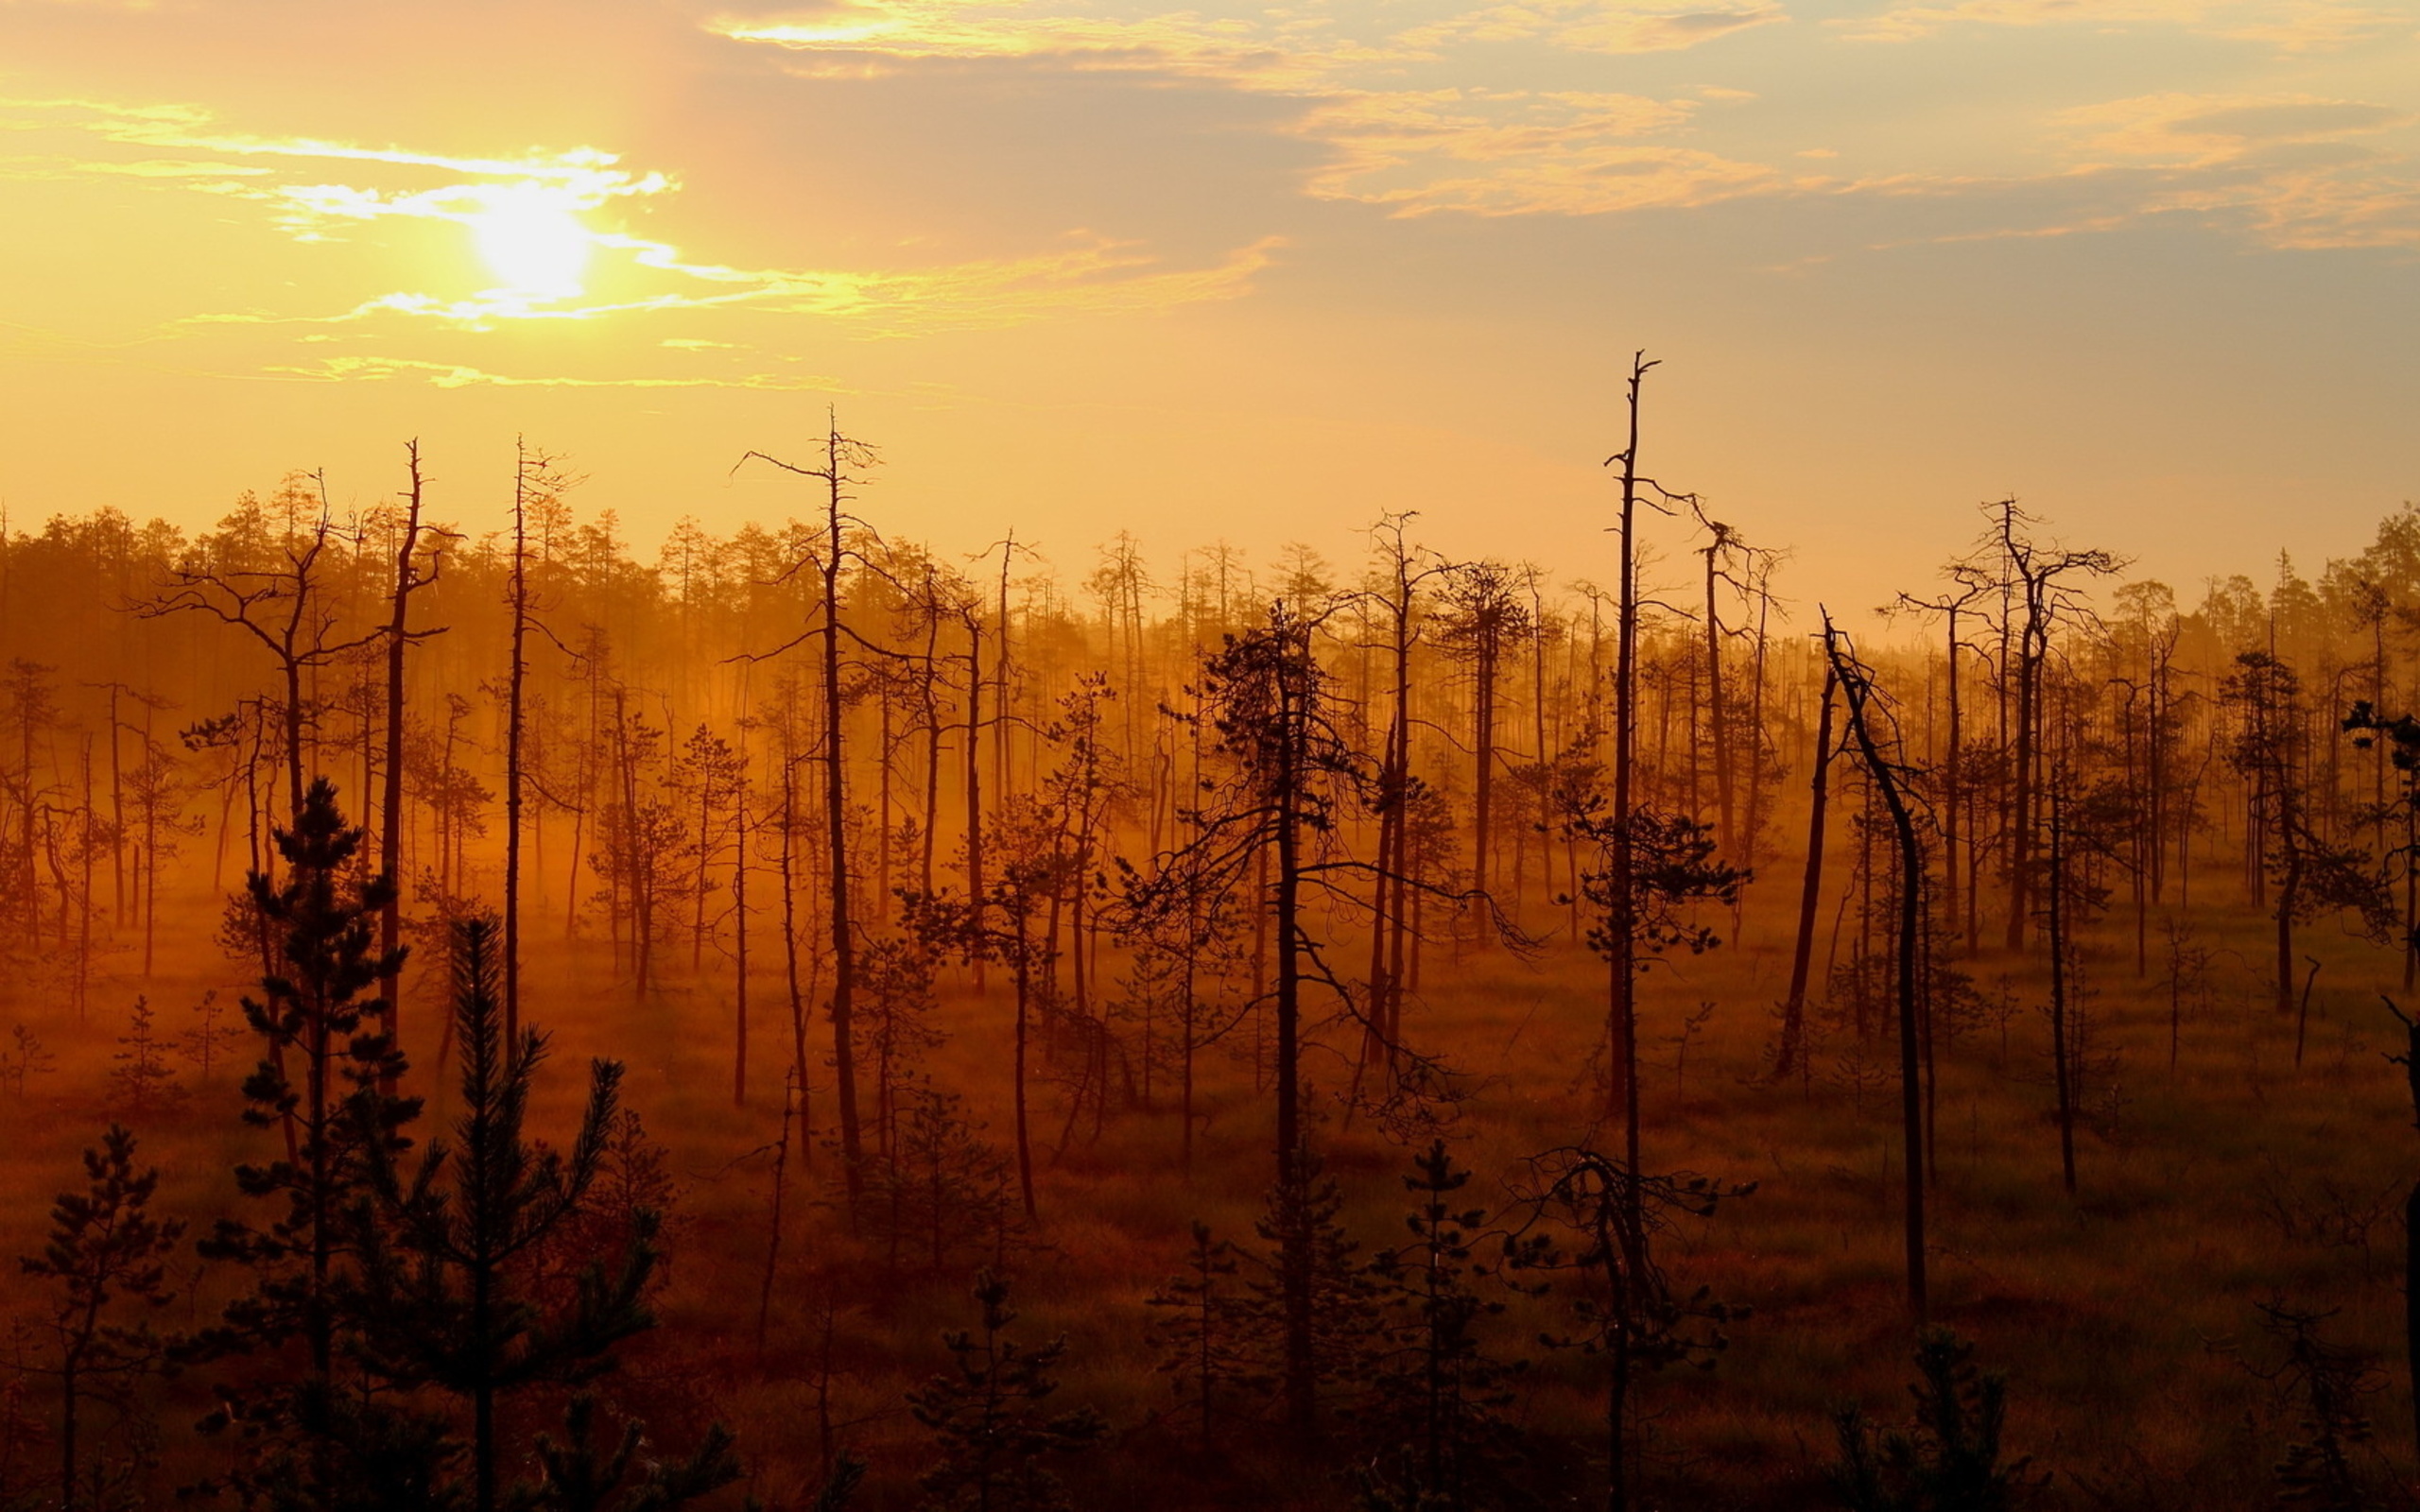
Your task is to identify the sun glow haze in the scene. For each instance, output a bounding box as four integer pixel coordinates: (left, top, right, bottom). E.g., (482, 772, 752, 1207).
(0, 0, 2411, 610)
(467, 185, 595, 300)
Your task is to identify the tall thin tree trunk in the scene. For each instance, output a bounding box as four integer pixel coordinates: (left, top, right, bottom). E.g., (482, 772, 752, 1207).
(1828, 619, 1927, 1323)
(2048, 785, 2078, 1195)
(1775, 664, 1836, 1079)
(505, 443, 530, 1054)
(381, 444, 428, 1071)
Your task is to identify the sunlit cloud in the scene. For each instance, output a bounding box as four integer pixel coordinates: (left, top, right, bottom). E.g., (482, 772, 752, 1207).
(1809, 91, 2420, 253)
(186, 231, 1283, 336)
(0, 95, 669, 312)
(1836, 0, 2411, 50)
(2059, 91, 2420, 249)
(2064, 92, 2411, 167)
(2, 94, 1284, 348)
(1393, 2, 1787, 56)
(261, 355, 849, 390)
(1295, 90, 1787, 215)
(717, 3, 1386, 90)
(717, 2, 1791, 218)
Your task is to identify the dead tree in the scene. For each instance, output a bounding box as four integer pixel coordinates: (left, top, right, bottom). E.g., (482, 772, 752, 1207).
(503, 441, 572, 1053)
(1824, 613, 1927, 1326)
(737, 414, 884, 1210)
(1774, 660, 1837, 1080)
(1355, 513, 1449, 1075)
(1979, 503, 2117, 952)
(1892, 568, 1990, 956)
(1438, 560, 1530, 909)
(2381, 993, 2420, 1478)
(2227, 651, 2390, 1021)
(377, 443, 448, 1074)
(136, 493, 381, 853)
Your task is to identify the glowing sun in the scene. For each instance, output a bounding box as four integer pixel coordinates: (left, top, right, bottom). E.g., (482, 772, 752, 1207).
(469, 186, 593, 298)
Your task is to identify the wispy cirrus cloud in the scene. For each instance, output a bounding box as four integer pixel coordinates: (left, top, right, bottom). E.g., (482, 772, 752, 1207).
(185, 230, 1283, 335)
(715, 3, 1382, 89)
(2063, 91, 2411, 166)
(2058, 91, 2420, 249)
(1812, 89, 2420, 254)
(1293, 89, 1788, 215)
(2, 94, 1285, 349)
(716, 0, 1792, 218)
(260, 355, 848, 389)
(1392, 1, 1786, 56)
(1836, 0, 2411, 51)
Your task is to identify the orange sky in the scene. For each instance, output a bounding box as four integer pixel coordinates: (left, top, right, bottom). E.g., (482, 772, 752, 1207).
(2, 0, 2414, 614)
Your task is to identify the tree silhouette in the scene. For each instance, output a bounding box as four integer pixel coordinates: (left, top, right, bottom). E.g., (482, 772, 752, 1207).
(1145, 1221, 1261, 1456)
(1832, 1330, 2039, 1512)
(17, 1124, 184, 1512)
(350, 914, 654, 1512)
(908, 1270, 1105, 1512)
(193, 776, 418, 1510)
(1508, 1144, 1749, 1512)
(1356, 1142, 1527, 1512)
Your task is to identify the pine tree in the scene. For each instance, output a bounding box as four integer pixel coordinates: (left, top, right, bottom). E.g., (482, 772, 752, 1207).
(520, 1394, 747, 1512)
(178, 987, 241, 1083)
(1508, 1145, 1750, 1512)
(908, 1270, 1106, 1512)
(1145, 1221, 1263, 1455)
(192, 776, 424, 1511)
(1831, 1330, 2040, 1512)
(867, 1081, 1017, 1277)
(1356, 1142, 1526, 1512)
(2248, 1303, 2380, 1512)
(3, 1022, 57, 1100)
(350, 914, 657, 1512)
(17, 1124, 183, 1512)
(1246, 1150, 1376, 1435)
(107, 995, 184, 1115)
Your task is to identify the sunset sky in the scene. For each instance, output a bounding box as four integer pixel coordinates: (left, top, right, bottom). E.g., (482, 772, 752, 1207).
(3, 0, 2414, 612)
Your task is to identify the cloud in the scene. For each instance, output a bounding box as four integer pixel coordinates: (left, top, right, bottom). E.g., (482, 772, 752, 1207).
(1395, 2, 1787, 55)
(1824, 91, 2420, 253)
(717, 4, 1375, 90)
(717, 2, 1790, 217)
(261, 356, 846, 389)
(1836, 0, 2411, 51)
(4, 95, 1282, 335)
(186, 231, 1284, 335)
(1294, 90, 1786, 215)
(719, 0, 1782, 84)
(2064, 92, 2411, 167)
(2051, 91, 2420, 249)
(0, 97, 674, 190)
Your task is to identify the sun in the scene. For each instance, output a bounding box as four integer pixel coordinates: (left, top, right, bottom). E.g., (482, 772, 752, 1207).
(467, 185, 593, 299)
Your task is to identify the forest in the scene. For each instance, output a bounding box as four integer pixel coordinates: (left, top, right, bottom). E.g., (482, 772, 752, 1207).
(6, 371, 2420, 1512)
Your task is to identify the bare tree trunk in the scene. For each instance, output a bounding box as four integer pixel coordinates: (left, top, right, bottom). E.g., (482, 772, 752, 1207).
(782, 759, 811, 1161)
(1273, 613, 1312, 1441)
(2048, 786, 2077, 1195)
(1606, 355, 1651, 1200)
(1704, 524, 1734, 848)
(735, 753, 750, 1107)
(1775, 664, 1836, 1079)
(504, 443, 530, 1053)
(1827, 618, 1927, 1324)
(381, 445, 429, 1074)
(964, 621, 987, 994)
(817, 437, 865, 1205)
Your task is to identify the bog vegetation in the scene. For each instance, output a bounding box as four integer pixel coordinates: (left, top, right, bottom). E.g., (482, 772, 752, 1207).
(4, 371, 2420, 1510)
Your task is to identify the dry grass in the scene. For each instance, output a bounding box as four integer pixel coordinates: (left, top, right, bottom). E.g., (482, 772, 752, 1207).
(4, 878, 2417, 1510)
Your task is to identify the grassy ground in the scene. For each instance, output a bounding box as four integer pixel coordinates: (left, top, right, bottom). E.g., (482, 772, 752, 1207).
(4, 877, 2416, 1510)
